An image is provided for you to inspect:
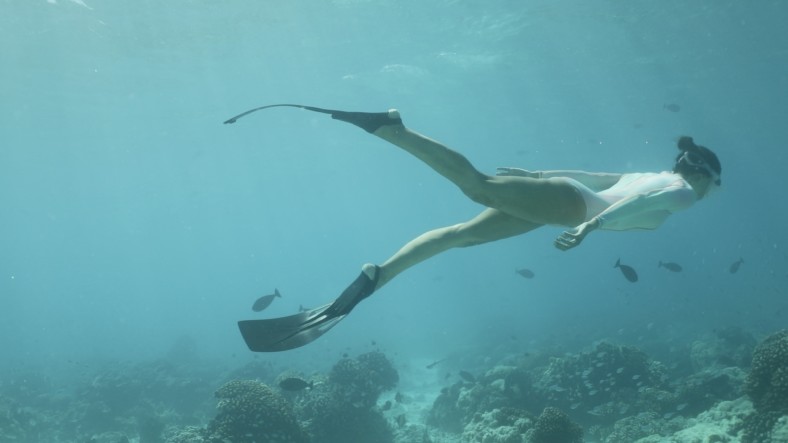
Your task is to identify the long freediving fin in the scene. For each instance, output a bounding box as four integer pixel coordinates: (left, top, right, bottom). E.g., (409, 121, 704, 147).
(223, 104, 401, 133)
(238, 266, 379, 352)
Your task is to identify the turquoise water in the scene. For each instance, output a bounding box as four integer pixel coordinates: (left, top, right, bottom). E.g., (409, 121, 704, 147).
(2, 1, 788, 441)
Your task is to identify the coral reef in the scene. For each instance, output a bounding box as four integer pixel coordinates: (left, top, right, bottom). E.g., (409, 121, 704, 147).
(2, 330, 777, 443)
(603, 412, 678, 443)
(673, 366, 746, 416)
(533, 341, 669, 425)
(742, 330, 788, 443)
(206, 379, 308, 443)
(427, 381, 467, 432)
(690, 327, 757, 371)
(461, 407, 534, 443)
(633, 397, 751, 443)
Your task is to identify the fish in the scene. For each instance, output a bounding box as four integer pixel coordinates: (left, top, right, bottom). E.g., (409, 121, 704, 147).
(278, 377, 313, 391)
(663, 103, 681, 112)
(395, 392, 403, 403)
(252, 289, 281, 312)
(658, 261, 683, 272)
(459, 370, 477, 383)
(395, 414, 407, 427)
(614, 259, 638, 282)
(380, 400, 392, 411)
(729, 258, 744, 274)
(426, 358, 446, 369)
(516, 268, 535, 279)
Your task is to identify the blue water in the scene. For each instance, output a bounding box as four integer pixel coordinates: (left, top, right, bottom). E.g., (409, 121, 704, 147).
(2, 0, 787, 433)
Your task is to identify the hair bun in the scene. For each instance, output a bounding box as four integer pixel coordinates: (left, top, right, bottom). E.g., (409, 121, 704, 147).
(677, 136, 697, 152)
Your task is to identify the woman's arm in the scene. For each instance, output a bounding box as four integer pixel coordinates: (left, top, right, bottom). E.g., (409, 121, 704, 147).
(497, 168, 622, 191)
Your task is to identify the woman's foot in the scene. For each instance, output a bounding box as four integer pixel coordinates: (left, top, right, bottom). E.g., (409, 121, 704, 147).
(325, 264, 381, 317)
(330, 109, 402, 133)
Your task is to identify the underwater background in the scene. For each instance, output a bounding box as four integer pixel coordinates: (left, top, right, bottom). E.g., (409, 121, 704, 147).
(2, 1, 788, 442)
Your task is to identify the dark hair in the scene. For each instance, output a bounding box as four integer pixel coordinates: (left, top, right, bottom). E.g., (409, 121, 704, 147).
(674, 136, 722, 178)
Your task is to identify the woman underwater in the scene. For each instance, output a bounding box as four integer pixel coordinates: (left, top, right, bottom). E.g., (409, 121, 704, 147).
(225, 105, 722, 351)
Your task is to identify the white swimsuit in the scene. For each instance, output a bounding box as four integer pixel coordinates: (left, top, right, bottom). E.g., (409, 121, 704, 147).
(569, 172, 698, 231)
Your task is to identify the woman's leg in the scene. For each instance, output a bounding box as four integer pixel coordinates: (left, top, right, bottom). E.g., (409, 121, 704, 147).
(370, 112, 586, 227)
(373, 208, 541, 290)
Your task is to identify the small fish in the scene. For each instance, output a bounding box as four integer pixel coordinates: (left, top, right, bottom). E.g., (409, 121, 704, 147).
(278, 377, 313, 391)
(663, 103, 681, 112)
(252, 289, 281, 312)
(658, 261, 683, 272)
(426, 358, 446, 369)
(395, 392, 403, 403)
(729, 258, 744, 274)
(395, 414, 407, 427)
(515, 268, 535, 279)
(298, 304, 309, 313)
(380, 400, 392, 411)
(615, 259, 638, 282)
(459, 370, 477, 383)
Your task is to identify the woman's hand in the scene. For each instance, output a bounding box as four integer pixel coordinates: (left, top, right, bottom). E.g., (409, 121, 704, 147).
(554, 219, 600, 251)
(496, 167, 541, 178)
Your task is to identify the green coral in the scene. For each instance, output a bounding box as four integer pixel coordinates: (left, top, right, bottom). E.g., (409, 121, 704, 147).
(206, 379, 308, 443)
(745, 330, 788, 410)
(296, 352, 398, 443)
(329, 351, 398, 409)
(742, 330, 788, 443)
(527, 407, 583, 443)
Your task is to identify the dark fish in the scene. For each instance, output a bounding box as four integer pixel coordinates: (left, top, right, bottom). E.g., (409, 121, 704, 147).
(278, 377, 313, 391)
(615, 259, 638, 282)
(664, 103, 681, 112)
(516, 268, 535, 279)
(426, 358, 446, 369)
(395, 392, 403, 403)
(252, 289, 281, 312)
(658, 261, 683, 272)
(729, 258, 744, 274)
(395, 414, 407, 427)
(459, 370, 477, 383)
(381, 400, 392, 411)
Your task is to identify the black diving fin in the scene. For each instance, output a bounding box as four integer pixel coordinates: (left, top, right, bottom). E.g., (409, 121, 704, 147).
(238, 266, 379, 352)
(223, 103, 401, 133)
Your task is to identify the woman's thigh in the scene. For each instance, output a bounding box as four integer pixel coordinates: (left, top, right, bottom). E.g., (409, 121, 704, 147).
(477, 176, 587, 227)
(455, 208, 542, 247)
